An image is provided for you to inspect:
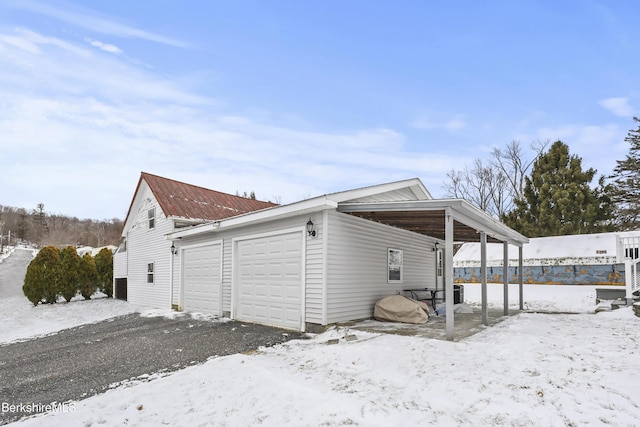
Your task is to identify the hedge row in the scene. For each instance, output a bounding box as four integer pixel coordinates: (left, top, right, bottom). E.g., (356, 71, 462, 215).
(23, 246, 113, 306)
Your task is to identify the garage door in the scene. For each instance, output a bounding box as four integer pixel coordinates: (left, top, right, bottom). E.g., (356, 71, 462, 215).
(235, 232, 303, 330)
(182, 244, 222, 316)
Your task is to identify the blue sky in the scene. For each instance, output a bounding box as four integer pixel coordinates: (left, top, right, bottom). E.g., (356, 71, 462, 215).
(0, 0, 638, 220)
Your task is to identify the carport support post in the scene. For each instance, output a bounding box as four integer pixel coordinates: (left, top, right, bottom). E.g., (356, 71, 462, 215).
(481, 231, 488, 326)
(519, 246, 524, 310)
(445, 207, 455, 341)
(503, 242, 509, 316)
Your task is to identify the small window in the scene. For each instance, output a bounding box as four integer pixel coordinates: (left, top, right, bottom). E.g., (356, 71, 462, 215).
(148, 208, 156, 229)
(388, 248, 403, 283)
(147, 262, 154, 284)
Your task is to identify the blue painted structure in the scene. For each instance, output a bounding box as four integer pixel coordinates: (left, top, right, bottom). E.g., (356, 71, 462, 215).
(454, 264, 625, 285)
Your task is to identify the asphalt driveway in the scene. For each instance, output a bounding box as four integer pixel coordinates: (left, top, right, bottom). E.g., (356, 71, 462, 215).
(0, 313, 306, 425)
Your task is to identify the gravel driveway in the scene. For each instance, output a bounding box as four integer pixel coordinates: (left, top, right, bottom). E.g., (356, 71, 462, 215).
(0, 313, 306, 424)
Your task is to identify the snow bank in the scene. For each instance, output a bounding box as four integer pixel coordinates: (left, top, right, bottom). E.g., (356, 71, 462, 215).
(0, 296, 138, 344)
(3, 284, 639, 426)
(13, 307, 640, 427)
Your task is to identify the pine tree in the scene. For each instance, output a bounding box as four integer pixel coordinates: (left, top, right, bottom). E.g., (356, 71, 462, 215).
(609, 117, 640, 230)
(94, 248, 113, 297)
(32, 203, 48, 244)
(78, 252, 98, 300)
(23, 246, 61, 305)
(502, 140, 614, 237)
(59, 246, 80, 302)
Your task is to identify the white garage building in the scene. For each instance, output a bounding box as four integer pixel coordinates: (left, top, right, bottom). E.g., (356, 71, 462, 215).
(115, 172, 528, 339)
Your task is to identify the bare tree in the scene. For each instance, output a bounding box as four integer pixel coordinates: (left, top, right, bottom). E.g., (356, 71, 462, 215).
(491, 140, 549, 202)
(443, 140, 549, 218)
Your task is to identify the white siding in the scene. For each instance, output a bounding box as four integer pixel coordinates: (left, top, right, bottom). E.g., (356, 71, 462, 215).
(113, 248, 128, 278)
(172, 213, 325, 323)
(125, 183, 174, 309)
(344, 186, 430, 203)
(171, 209, 435, 327)
(325, 211, 436, 324)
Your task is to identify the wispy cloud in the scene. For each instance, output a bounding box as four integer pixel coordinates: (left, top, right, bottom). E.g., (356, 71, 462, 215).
(3, 0, 189, 48)
(86, 38, 122, 54)
(513, 123, 626, 176)
(599, 97, 635, 117)
(0, 27, 457, 218)
(0, 28, 205, 104)
(411, 114, 466, 131)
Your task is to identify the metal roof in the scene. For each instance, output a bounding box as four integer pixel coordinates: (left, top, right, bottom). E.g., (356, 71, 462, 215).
(123, 172, 277, 229)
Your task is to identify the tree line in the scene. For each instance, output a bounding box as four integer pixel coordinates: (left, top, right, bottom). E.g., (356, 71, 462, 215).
(0, 203, 122, 249)
(444, 117, 640, 237)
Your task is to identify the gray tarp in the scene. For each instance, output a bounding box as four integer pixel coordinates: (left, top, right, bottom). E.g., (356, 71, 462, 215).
(374, 295, 429, 324)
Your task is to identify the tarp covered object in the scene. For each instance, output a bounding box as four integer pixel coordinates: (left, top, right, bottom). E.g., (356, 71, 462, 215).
(374, 295, 429, 324)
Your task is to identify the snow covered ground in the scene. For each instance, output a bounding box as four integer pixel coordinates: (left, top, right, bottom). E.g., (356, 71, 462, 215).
(3, 282, 639, 426)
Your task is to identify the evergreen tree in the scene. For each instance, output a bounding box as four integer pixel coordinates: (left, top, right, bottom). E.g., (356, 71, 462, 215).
(502, 140, 614, 237)
(32, 203, 49, 244)
(17, 212, 29, 242)
(78, 252, 98, 300)
(23, 246, 61, 305)
(94, 248, 113, 297)
(59, 246, 80, 302)
(609, 117, 640, 230)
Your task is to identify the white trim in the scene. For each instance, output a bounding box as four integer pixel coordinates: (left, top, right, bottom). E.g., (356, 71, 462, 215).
(179, 240, 223, 315)
(387, 248, 404, 283)
(231, 227, 306, 331)
(321, 209, 329, 325)
(169, 247, 175, 308)
(168, 198, 337, 240)
(327, 177, 432, 202)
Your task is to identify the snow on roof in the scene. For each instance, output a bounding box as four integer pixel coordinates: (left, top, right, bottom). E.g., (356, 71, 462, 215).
(454, 231, 640, 266)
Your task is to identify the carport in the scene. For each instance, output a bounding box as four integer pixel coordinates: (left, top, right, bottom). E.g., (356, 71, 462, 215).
(338, 199, 529, 340)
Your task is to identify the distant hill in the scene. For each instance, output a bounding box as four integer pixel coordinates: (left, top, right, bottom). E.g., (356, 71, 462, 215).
(0, 203, 122, 248)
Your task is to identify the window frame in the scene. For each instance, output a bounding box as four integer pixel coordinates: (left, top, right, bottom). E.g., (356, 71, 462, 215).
(148, 207, 156, 229)
(147, 262, 154, 284)
(387, 248, 403, 283)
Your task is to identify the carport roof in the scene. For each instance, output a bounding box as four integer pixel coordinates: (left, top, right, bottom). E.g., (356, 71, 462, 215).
(338, 199, 528, 246)
(166, 178, 527, 246)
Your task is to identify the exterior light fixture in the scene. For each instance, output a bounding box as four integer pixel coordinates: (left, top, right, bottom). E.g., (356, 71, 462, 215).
(306, 219, 316, 237)
(433, 242, 439, 252)
(170, 243, 177, 255)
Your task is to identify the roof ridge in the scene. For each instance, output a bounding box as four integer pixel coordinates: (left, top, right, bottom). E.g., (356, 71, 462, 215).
(140, 171, 274, 204)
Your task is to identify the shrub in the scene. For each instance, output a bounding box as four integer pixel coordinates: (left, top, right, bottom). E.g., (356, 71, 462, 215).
(78, 252, 98, 299)
(94, 248, 113, 297)
(59, 246, 81, 302)
(23, 246, 61, 305)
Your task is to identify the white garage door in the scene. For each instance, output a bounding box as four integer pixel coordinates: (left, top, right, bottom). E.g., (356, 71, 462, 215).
(235, 232, 303, 330)
(182, 244, 222, 316)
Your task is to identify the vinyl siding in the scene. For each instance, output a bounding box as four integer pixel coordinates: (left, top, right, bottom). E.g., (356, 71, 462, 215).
(125, 184, 173, 309)
(113, 245, 127, 278)
(172, 213, 325, 323)
(325, 211, 436, 324)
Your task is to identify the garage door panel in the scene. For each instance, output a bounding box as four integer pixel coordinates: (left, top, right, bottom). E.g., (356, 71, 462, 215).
(183, 244, 222, 316)
(235, 232, 303, 330)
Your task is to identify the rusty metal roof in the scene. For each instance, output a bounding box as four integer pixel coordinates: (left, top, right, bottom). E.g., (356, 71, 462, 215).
(132, 172, 277, 222)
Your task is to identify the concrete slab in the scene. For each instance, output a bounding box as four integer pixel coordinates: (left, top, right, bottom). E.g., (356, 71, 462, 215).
(341, 306, 520, 341)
